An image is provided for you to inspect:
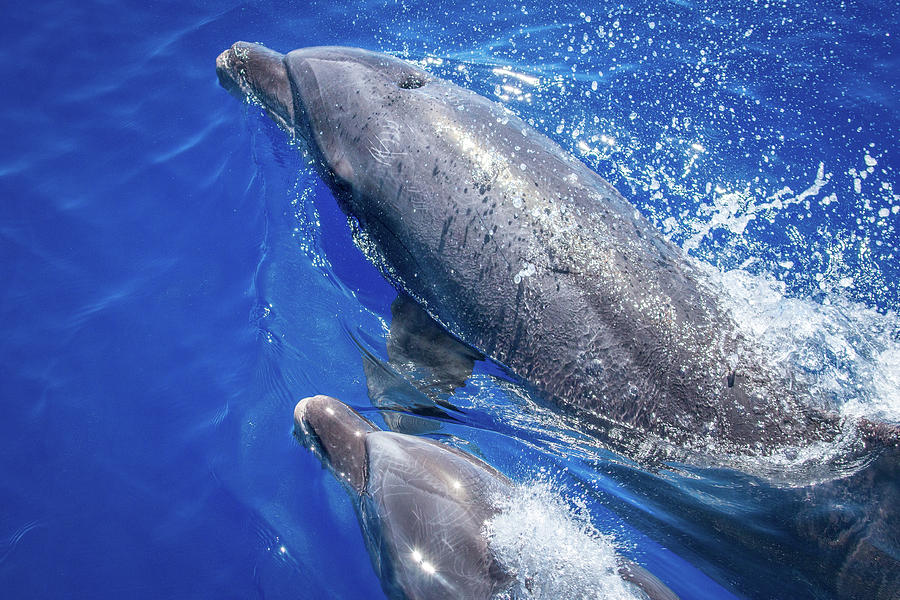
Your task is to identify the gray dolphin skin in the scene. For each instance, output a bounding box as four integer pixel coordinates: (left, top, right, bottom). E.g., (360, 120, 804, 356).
(293, 394, 679, 600)
(293, 394, 511, 599)
(215, 41, 850, 455)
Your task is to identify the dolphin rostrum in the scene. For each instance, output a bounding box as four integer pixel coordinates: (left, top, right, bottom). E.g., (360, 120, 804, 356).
(293, 394, 678, 600)
(216, 42, 874, 455)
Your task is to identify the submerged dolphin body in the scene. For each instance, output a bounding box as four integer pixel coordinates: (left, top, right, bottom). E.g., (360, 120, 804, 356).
(216, 42, 842, 454)
(293, 395, 510, 599)
(293, 394, 678, 600)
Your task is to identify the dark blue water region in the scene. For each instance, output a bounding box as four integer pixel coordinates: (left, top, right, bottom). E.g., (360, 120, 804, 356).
(1, 1, 898, 599)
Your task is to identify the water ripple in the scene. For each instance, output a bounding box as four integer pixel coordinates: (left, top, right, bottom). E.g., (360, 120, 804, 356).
(0, 520, 43, 566)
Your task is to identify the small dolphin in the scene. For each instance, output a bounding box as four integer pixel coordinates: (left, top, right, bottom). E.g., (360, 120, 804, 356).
(293, 394, 678, 600)
(216, 42, 856, 455)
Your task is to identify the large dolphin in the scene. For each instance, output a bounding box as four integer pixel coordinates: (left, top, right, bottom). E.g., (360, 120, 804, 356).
(216, 42, 883, 455)
(293, 394, 679, 600)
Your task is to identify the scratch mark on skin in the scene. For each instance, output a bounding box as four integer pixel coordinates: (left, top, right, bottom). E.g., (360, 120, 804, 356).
(368, 118, 407, 166)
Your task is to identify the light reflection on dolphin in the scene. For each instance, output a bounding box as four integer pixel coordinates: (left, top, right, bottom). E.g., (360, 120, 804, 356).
(293, 395, 678, 600)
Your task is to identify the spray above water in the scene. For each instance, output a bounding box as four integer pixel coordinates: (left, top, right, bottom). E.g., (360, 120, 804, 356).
(486, 478, 641, 600)
(708, 266, 900, 426)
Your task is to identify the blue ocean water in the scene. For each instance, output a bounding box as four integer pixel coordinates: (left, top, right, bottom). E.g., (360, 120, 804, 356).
(1, 1, 897, 599)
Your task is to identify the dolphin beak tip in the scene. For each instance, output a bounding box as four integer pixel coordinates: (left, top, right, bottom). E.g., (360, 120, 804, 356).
(294, 397, 311, 429)
(294, 395, 334, 429)
(215, 49, 230, 72)
(215, 47, 239, 94)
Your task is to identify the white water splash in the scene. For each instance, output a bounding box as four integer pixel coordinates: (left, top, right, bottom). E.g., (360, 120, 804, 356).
(706, 265, 900, 424)
(683, 162, 831, 252)
(486, 479, 641, 600)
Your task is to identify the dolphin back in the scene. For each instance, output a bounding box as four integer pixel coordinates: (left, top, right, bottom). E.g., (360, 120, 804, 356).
(360, 432, 512, 599)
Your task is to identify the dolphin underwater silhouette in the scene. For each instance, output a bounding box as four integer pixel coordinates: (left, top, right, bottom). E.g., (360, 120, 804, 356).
(293, 394, 679, 600)
(214, 41, 862, 456)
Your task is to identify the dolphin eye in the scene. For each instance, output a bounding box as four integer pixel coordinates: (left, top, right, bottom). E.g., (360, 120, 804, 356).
(397, 72, 427, 89)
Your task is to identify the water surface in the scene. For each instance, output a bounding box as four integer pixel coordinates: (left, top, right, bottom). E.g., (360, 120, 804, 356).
(1, 1, 897, 598)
